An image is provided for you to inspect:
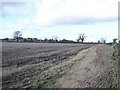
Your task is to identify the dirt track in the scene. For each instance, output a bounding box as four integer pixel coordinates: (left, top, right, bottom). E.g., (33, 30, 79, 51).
(54, 44, 114, 88)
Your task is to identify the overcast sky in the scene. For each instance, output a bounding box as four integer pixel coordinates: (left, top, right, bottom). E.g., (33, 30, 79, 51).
(0, 0, 119, 42)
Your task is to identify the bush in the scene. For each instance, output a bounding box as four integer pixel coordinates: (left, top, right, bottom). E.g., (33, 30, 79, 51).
(109, 41, 120, 88)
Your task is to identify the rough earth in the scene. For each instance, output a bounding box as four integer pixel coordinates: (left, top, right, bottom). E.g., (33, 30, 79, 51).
(2, 43, 116, 89)
(54, 44, 115, 88)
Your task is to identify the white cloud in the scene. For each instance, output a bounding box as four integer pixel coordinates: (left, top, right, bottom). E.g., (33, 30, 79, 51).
(2, 0, 119, 26)
(32, 0, 119, 26)
(33, 0, 64, 25)
(1, 0, 119, 39)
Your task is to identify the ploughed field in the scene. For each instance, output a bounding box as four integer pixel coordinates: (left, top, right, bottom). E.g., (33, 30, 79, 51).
(2, 42, 94, 88)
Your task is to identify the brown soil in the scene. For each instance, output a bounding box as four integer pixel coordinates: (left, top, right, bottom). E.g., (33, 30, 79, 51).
(2, 43, 115, 88)
(54, 44, 114, 88)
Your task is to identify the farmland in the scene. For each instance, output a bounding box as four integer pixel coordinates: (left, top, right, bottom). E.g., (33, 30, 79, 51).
(2, 42, 117, 89)
(2, 42, 94, 88)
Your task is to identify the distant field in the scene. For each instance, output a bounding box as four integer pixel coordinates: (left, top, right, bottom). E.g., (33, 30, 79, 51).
(2, 42, 95, 89)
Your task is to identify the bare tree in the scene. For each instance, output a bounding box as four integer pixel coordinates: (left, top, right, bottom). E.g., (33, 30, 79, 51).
(13, 31, 22, 42)
(52, 35, 60, 42)
(77, 34, 86, 43)
(77, 34, 81, 42)
(81, 34, 85, 43)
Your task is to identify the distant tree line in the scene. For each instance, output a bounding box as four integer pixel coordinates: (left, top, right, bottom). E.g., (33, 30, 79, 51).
(1, 31, 118, 44)
(1, 31, 76, 43)
(2, 37, 76, 43)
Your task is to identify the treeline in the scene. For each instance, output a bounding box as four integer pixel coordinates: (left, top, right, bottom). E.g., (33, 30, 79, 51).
(1, 31, 118, 44)
(1, 31, 84, 43)
(1, 37, 114, 45)
(1, 37, 76, 43)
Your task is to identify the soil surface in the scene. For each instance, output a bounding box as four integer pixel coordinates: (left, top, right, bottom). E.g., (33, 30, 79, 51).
(2, 43, 115, 89)
(2, 43, 94, 89)
(55, 44, 114, 88)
